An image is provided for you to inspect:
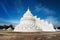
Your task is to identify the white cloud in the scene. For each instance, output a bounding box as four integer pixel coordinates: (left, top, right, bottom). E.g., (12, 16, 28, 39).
(45, 16, 60, 27)
(35, 4, 56, 15)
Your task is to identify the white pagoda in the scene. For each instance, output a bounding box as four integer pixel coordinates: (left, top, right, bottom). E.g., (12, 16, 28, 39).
(14, 8, 56, 32)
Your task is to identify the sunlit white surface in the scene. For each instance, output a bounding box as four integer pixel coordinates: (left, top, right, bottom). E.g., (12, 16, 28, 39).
(14, 9, 56, 32)
(7, 27, 12, 31)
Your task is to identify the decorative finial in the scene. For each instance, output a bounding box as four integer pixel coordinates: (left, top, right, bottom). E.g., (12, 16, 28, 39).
(28, 6, 29, 9)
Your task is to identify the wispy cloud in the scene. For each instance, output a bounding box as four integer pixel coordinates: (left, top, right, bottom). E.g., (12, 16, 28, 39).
(0, 18, 19, 26)
(35, 4, 60, 27)
(0, 2, 11, 18)
(45, 16, 60, 27)
(35, 4, 56, 15)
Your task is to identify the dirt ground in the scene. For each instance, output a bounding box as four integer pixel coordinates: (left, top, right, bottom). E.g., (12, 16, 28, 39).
(0, 31, 60, 40)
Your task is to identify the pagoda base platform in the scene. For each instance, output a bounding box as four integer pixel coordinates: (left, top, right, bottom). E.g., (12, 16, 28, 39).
(0, 31, 60, 40)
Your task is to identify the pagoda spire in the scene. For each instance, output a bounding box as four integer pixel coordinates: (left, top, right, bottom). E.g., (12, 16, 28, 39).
(27, 7, 30, 11)
(23, 7, 33, 17)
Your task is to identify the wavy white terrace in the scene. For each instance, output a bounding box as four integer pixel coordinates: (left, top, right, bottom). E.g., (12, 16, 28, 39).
(14, 8, 56, 32)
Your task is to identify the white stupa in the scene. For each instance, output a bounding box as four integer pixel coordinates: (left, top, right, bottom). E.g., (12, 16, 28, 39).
(14, 8, 56, 32)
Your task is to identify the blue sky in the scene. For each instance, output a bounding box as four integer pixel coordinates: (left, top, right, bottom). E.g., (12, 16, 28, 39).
(0, 0, 60, 27)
